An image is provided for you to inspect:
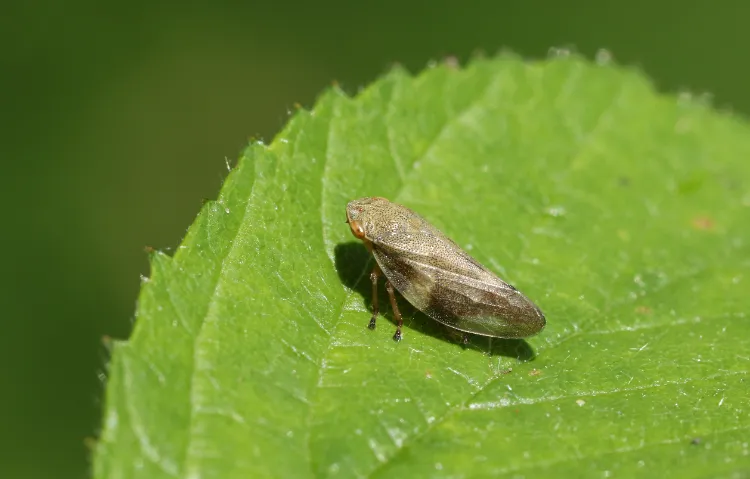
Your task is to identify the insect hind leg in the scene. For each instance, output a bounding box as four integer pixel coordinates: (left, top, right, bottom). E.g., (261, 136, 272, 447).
(385, 280, 403, 342)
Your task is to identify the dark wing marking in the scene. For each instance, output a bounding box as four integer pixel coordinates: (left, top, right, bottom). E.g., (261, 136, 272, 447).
(372, 242, 545, 338)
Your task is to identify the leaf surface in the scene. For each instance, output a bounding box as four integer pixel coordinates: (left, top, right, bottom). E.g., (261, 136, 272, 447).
(95, 55, 750, 478)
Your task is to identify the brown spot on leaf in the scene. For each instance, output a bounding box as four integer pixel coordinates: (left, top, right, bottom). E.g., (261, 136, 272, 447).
(635, 306, 652, 315)
(691, 216, 715, 231)
(529, 368, 542, 377)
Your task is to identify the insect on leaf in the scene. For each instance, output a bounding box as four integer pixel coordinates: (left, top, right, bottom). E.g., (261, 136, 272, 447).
(95, 54, 750, 479)
(345, 196, 546, 341)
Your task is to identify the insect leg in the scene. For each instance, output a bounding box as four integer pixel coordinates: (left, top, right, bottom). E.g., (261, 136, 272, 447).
(385, 280, 403, 342)
(368, 264, 381, 330)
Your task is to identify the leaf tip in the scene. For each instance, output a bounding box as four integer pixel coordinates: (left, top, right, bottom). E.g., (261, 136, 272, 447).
(494, 47, 519, 60)
(147, 248, 172, 275)
(101, 334, 114, 351)
(441, 55, 460, 70)
(247, 135, 267, 146)
(546, 44, 580, 60)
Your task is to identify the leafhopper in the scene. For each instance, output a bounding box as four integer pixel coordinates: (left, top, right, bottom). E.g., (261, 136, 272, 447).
(346, 197, 546, 342)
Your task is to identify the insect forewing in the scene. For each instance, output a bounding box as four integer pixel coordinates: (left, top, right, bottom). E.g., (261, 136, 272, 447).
(349, 197, 545, 339)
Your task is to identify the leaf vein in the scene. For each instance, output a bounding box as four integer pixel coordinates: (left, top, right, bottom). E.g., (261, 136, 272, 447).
(181, 150, 277, 476)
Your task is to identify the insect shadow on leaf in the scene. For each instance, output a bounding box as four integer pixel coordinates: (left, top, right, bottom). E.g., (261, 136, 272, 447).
(333, 241, 536, 361)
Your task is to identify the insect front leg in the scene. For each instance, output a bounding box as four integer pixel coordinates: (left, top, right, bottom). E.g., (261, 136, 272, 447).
(368, 264, 381, 330)
(385, 280, 403, 342)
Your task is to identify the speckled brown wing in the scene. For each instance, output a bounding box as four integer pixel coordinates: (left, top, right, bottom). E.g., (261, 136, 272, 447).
(370, 221, 546, 338)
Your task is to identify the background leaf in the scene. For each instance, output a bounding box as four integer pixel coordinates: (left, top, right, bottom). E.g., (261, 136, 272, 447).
(95, 55, 750, 478)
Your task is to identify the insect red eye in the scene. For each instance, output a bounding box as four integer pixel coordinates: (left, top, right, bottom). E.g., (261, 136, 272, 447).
(349, 220, 366, 239)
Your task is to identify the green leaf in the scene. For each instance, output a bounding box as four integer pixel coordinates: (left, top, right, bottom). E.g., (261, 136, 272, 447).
(94, 54, 750, 478)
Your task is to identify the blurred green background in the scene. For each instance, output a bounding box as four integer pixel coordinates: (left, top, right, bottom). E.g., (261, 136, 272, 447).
(2, 1, 749, 477)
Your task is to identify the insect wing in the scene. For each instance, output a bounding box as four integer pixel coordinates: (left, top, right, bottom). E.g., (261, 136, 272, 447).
(370, 218, 545, 339)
